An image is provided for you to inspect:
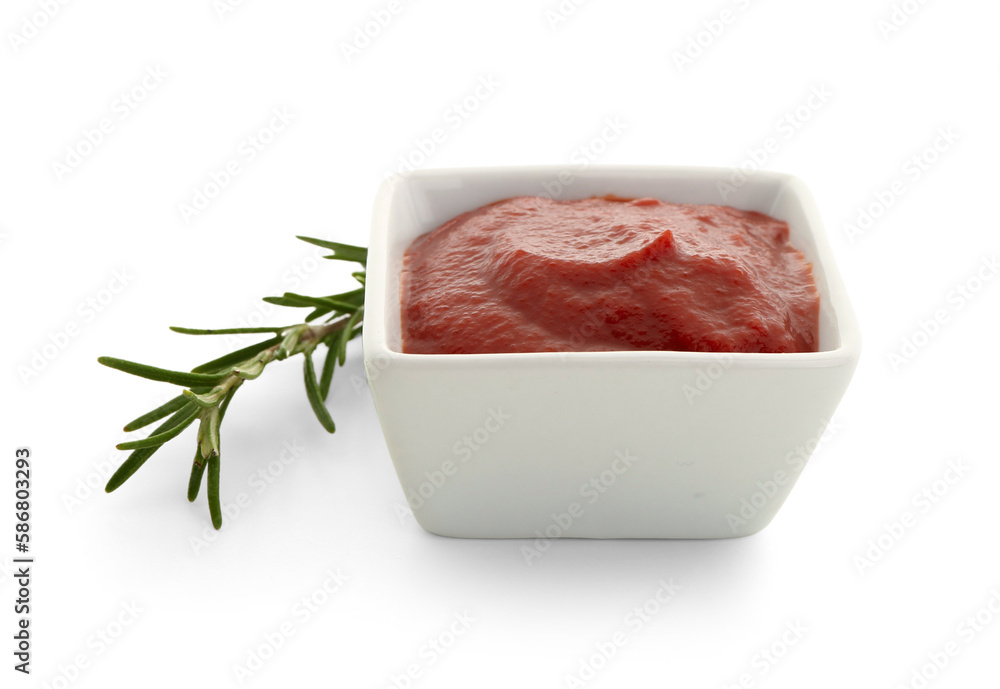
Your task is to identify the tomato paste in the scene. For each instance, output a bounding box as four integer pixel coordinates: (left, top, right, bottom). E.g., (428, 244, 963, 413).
(400, 196, 819, 354)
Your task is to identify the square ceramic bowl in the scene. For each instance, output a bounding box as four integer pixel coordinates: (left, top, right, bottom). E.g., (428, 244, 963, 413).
(363, 166, 860, 539)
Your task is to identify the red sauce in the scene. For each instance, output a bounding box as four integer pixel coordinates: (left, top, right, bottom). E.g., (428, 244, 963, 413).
(400, 196, 819, 354)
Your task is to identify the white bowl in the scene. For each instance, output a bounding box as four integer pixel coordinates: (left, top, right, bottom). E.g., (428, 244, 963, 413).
(363, 166, 860, 539)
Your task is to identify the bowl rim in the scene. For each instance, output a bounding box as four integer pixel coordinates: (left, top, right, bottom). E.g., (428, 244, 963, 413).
(364, 164, 861, 369)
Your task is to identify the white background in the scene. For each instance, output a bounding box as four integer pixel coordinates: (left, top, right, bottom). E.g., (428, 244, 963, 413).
(2, 0, 998, 687)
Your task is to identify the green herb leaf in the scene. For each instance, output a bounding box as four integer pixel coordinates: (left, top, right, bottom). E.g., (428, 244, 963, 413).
(264, 293, 358, 319)
(297, 236, 368, 266)
(170, 326, 286, 335)
(123, 394, 190, 432)
(207, 454, 222, 529)
(337, 308, 364, 366)
(303, 350, 336, 433)
(219, 387, 237, 419)
(98, 357, 229, 387)
(332, 287, 365, 306)
(116, 404, 199, 450)
(319, 342, 337, 400)
(301, 288, 364, 322)
(187, 449, 206, 502)
(104, 447, 159, 494)
(106, 404, 202, 492)
(191, 336, 281, 374)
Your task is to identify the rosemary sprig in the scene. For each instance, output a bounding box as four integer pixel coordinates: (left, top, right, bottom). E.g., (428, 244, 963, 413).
(100, 236, 367, 529)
